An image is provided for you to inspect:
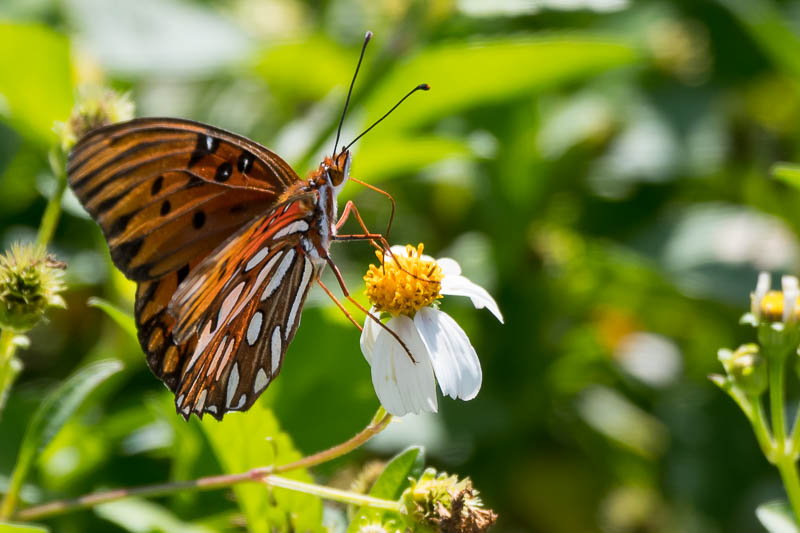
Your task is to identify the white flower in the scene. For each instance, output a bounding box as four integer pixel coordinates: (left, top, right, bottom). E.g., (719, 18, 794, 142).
(360, 244, 503, 416)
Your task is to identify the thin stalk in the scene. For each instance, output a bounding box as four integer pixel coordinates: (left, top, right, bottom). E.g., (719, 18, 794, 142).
(15, 408, 392, 520)
(263, 476, 399, 511)
(36, 149, 67, 248)
(0, 329, 19, 417)
(748, 395, 776, 463)
(777, 456, 800, 523)
(770, 358, 787, 451)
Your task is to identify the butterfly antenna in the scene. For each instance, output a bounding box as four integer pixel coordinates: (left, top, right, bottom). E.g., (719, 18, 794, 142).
(344, 83, 430, 151)
(333, 31, 373, 157)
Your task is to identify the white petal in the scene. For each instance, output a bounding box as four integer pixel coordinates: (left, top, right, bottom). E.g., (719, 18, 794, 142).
(360, 306, 381, 364)
(440, 274, 504, 323)
(415, 308, 482, 400)
(372, 316, 438, 416)
(436, 257, 462, 277)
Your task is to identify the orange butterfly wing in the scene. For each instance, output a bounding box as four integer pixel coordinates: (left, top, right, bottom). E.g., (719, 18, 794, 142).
(167, 197, 319, 418)
(67, 118, 311, 419)
(67, 117, 300, 281)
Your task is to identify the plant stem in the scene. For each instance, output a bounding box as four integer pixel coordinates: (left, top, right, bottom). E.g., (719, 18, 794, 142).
(770, 358, 787, 452)
(748, 395, 775, 463)
(263, 475, 400, 511)
(777, 456, 800, 523)
(15, 408, 393, 520)
(36, 149, 67, 248)
(0, 329, 20, 417)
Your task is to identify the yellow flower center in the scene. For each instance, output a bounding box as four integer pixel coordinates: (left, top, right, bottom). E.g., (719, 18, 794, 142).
(760, 290, 800, 322)
(364, 244, 443, 317)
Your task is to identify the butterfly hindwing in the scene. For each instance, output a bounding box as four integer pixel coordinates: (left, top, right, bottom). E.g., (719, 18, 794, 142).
(67, 118, 301, 281)
(160, 197, 320, 419)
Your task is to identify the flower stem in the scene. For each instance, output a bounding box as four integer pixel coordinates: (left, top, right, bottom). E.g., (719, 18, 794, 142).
(770, 357, 787, 451)
(263, 476, 400, 511)
(0, 329, 20, 417)
(777, 456, 800, 523)
(14, 407, 393, 520)
(36, 149, 67, 248)
(748, 395, 775, 463)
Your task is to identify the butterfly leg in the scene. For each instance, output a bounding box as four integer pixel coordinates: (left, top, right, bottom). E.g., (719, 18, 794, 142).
(316, 278, 363, 332)
(323, 254, 417, 363)
(340, 177, 397, 238)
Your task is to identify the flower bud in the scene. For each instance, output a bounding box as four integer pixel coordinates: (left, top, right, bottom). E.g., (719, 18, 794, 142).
(402, 468, 497, 533)
(0, 243, 66, 333)
(728, 344, 767, 396)
(54, 86, 134, 153)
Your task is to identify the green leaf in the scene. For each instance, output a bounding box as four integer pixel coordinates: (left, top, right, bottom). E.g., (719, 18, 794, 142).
(87, 297, 137, 340)
(772, 163, 800, 190)
(0, 523, 49, 533)
(0, 360, 123, 518)
(201, 401, 323, 533)
(347, 446, 422, 532)
(362, 36, 638, 133)
(756, 500, 799, 533)
(95, 498, 213, 533)
(0, 23, 73, 145)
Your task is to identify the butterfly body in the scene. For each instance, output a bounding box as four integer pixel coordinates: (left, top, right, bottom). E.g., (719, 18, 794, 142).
(68, 117, 352, 419)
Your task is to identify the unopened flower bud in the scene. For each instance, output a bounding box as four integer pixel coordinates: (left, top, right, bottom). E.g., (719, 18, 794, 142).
(55, 86, 134, 152)
(402, 468, 497, 533)
(0, 243, 66, 333)
(729, 344, 767, 396)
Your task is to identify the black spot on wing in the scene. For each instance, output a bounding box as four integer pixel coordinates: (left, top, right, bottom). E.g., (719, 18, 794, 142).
(215, 162, 233, 182)
(188, 134, 220, 168)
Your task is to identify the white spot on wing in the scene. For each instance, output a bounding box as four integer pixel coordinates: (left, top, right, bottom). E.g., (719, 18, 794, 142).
(207, 405, 217, 414)
(271, 327, 282, 375)
(218, 282, 245, 328)
(262, 249, 295, 301)
(254, 368, 269, 393)
(177, 394, 185, 406)
(215, 337, 236, 380)
(247, 311, 263, 346)
(235, 394, 246, 409)
(286, 257, 313, 339)
(273, 220, 309, 240)
(226, 363, 239, 408)
(245, 247, 270, 272)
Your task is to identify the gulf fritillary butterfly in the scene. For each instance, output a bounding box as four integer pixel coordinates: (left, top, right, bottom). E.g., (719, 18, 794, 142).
(67, 32, 428, 420)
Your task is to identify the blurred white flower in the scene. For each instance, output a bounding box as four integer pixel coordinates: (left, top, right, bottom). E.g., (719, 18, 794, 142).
(361, 244, 503, 416)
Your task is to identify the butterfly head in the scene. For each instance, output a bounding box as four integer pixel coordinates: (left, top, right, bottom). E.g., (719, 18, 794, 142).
(324, 150, 352, 192)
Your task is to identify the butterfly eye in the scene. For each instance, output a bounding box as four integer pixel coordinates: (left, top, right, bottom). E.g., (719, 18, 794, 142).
(328, 167, 345, 186)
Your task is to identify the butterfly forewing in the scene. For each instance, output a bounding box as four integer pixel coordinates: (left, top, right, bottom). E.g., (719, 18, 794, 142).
(166, 198, 320, 419)
(67, 118, 301, 281)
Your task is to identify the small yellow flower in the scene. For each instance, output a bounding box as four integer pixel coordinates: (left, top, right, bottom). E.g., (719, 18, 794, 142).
(749, 272, 800, 324)
(364, 243, 443, 317)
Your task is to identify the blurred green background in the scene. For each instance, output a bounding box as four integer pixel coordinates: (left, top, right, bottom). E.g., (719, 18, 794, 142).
(4, 0, 800, 531)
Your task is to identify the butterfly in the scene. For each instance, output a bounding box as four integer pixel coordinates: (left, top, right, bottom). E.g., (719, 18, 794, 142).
(66, 32, 428, 420)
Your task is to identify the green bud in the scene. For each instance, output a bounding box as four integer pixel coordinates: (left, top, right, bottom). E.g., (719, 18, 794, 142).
(54, 86, 134, 153)
(758, 321, 800, 365)
(729, 344, 767, 396)
(402, 467, 497, 533)
(0, 243, 66, 333)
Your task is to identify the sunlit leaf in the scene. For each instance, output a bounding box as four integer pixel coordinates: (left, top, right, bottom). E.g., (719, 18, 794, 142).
(772, 162, 800, 190)
(201, 402, 323, 533)
(87, 297, 137, 340)
(95, 498, 213, 533)
(756, 501, 799, 533)
(362, 36, 638, 132)
(346, 446, 422, 533)
(0, 523, 49, 533)
(0, 23, 73, 145)
(1, 360, 123, 517)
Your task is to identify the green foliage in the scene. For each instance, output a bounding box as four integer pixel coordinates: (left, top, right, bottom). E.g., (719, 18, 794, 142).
(94, 498, 213, 533)
(1, 360, 122, 517)
(87, 297, 137, 341)
(0, 23, 73, 145)
(347, 446, 423, 532)
(201, 402, 323, 533)
(0, 523, 48, 533)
